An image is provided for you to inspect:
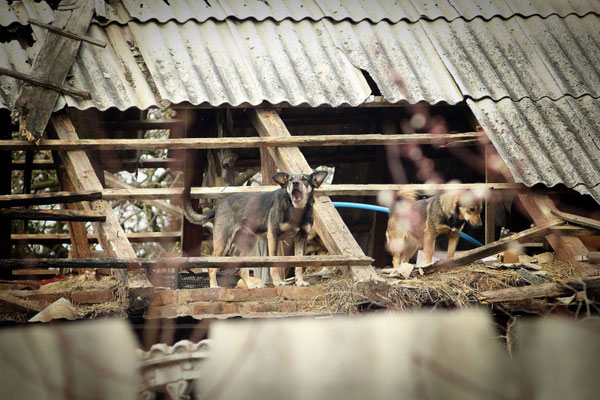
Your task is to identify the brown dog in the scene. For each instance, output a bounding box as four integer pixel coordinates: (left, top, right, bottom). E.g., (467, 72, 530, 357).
(386, 190, 483, 269)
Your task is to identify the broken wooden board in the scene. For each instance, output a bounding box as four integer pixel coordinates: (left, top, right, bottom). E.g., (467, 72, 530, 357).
(0, 190, 101, 208)
(551, 210, 600, 232)
(423, 220, 564, 274)
(47, 114, 152, 289)
(250, 108, 379, 282)
(518, 194, 588, 265)
(0, 291, 44, 313)
(11, 0, 96, 142)
(0, 208, 105, 222)
(477, 276, 600, 303)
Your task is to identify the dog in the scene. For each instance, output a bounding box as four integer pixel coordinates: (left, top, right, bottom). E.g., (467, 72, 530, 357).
(386, 190, 482, 269)
(183, 171, 328, 288)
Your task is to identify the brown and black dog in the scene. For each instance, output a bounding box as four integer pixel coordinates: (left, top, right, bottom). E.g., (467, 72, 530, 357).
(386, 190, 483, 269)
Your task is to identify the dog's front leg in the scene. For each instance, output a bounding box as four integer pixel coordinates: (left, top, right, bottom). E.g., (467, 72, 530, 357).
(268, 230, 285, 287)
(294, 236, 309, 287)
(447, 229, 461, 259)
(423, 229, 436, 264)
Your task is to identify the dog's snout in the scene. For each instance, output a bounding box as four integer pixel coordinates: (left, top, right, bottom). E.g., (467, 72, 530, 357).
(292, 181, 300, 187)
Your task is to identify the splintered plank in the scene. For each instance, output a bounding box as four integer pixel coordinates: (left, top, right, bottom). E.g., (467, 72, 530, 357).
(11, 0, 95, 142)
(47, 114, 151, 289)
(250, 108, 379, 282)
(0, 190, 101, 207)
(423, 220, 564, 274)
(0, 208, 105, 222)
(478, 276, 600, 303)
(551, 210, 600, 231)
(0, 255, 374, 270)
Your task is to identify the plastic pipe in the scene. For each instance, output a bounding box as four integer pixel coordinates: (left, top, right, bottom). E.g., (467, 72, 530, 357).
(332, 201, 483, 247)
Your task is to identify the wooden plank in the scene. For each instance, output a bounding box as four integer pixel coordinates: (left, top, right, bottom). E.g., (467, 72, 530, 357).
(250, 108, 379, 282)
(551, 210, 600, 231)
(0, 208, 105, 221)
(27, 19, 107, 47)
(423, 220, 564, 274)
(0, 292, 44, 312)
(47, 114, 152, 289)
(11, 231, 182, 245)
(104, 172, 182, 218)
(101, 182, 539, 201)
(0, 133, 481, 151)
(0, 190, 101, 207)
(0, 125, 11, 279)
(11, 0, 96, 141)
(0, 67, 90, 99)
(0, 255, 374, 270)
(12, 158, 185, 170)
(477, 276, 600, 303)
(518, 194, 588, 264)
(100, 119, 186, 130)
(12, 269, 59, 276)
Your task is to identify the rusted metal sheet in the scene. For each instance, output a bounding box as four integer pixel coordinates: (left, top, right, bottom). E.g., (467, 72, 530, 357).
(469, 96, 600, 203)
(424, 14, 600, 101)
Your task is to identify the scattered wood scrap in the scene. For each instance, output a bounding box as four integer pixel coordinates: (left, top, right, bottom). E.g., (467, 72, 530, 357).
(551, 210, 600, 232)
(423, 220, 564, 274)
(477, 276, 600, 304)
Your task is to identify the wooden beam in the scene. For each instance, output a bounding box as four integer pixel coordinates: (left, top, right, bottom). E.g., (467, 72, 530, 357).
(0, 133, 481, 151)
(27, 18, 107, 47)
(11, 231, 183, 245)
(477, 276, 600, 303)
(12, 158, 185, 171)
(0, 291, 44, 312)
(0, 67, 91, 99)
(104, 172, 182, 218)
(0, 190, 101, 208)
(101, 183, 540, 201)
(518, 194, 588, 264)
(250, 108, 379, 282)
(0, 125, 11, 279)
(47, 114, 152, 289)
(100, 119, 186, 130)
(11, 0, 96, 141)
(0, 208, 105, 222)
(551, 210, 600, 231)
(0, 255, 374, 270)
(423, 220, 564, 274)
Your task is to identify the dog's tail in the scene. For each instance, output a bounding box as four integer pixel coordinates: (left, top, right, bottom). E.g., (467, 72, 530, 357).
(182, 185, 216, 225)
(394, 189, 417, 202)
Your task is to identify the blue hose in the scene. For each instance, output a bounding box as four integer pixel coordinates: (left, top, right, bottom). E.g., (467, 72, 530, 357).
(332, 201, 484, 247)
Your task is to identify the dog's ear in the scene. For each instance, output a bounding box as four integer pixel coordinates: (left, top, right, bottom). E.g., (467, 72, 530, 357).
(272, 172, 289, 187)
(310, 171, 328, 188)
(440, 192, 460, 216)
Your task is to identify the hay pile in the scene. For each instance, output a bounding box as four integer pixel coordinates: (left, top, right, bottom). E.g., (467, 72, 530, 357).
(308, 255, 580, 314)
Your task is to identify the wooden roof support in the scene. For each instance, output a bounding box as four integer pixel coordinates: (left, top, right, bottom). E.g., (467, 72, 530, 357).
(100, 182, 542, 201)
(104, 172, 183, 218)
(47, 114, 152, 290)
(250, 108, 379, 282)
(0, 208, 105, 222)
(11, 0, 95, 142)
(0, 190, 101, 207)
(27, 19, 107, 48)
(518, 194, 588, 268)
(0, 133, 481, 151)
(0, 255, 374, 270)
(422, 220, 564, 274)
(11, 231, 183, 245)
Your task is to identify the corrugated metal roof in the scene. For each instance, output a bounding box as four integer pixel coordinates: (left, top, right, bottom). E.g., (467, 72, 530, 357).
(424, 14, 600, 101)
(1, 19, 374, 110)
(468, 96, 600, 203)
(107, 0, 600, 24)
(323, 20, 462, 104)
(3, 0, 599, 27)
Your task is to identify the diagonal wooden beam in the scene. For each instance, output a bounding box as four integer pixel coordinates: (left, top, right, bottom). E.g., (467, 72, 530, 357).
(250, 108, 379, 282)
(11, 0, 95, 142)
(47, 114, 152, 289)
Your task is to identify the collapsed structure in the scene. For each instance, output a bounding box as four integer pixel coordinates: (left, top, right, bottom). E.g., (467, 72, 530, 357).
(0, 0, 598, 321)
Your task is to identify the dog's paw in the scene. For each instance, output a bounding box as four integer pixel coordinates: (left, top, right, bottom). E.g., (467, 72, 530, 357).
(273, 281, 287, 287)
(296, 280, 310, 287)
